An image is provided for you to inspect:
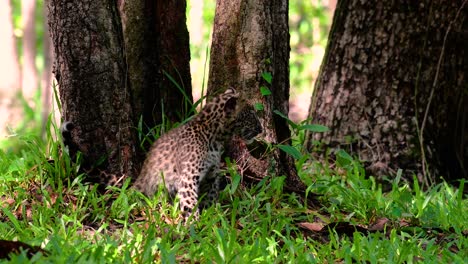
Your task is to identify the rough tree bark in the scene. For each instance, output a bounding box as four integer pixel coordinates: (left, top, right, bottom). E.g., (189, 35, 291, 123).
(48, 0, 193, 181)
(157, 1, 193, 122)
(208, 0, 306, 192)
(48, 0, 140, 178)
(119, 0, 192, 129)
(306, 0, 468, 185)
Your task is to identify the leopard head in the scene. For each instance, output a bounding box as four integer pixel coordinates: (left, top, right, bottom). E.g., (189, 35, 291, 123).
(232, 104, 262, 144)
(193, 88, 240, 134)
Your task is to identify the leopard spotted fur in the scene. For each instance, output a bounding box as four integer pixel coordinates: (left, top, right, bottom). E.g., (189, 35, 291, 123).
(61, 88, 262, 221)
(133, 88, 262, 220)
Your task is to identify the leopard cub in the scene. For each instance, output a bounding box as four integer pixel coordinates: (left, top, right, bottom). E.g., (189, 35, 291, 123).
(133, 88, 262, 221)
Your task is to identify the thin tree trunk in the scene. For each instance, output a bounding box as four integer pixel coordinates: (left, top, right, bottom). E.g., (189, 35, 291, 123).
(21, 0, 38, 100)
(0, 0, 21, 136)
(328, 0, 337, 17)
(188, 0, 203, 46)
(49, 0, 140, 179)
(306, 0, 468, 185)
(208, 0, 305, 192)
(0, 0, 20, 94)
(41, 0, 54, 137)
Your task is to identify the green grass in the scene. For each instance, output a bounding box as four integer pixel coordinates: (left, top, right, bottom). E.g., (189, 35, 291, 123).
(0, 119, 467, 263)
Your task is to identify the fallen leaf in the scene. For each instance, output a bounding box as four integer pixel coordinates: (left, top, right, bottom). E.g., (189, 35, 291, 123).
(368, 217, 390, 231)
(298, 222, 324, 232)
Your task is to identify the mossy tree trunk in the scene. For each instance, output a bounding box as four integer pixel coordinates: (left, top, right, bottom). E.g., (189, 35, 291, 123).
(48, 0, 192, 181)
(208, 0, 306, 192)
(306, 0, 468, 185)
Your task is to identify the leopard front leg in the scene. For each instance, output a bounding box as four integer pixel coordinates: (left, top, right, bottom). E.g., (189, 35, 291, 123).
(198, 166, 221, 210)
(177, 181, 200, 222)
(205, 176, 221, 206)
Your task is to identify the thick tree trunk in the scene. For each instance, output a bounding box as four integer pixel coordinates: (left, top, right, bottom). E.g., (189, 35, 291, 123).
(119, 0, 192, 129)
(208, 0, 306, 192)
(306, 0, 468, 185)
(21, 0, 38, 100)
(48, 0, 140, 178)
(48, 0, 193, 183)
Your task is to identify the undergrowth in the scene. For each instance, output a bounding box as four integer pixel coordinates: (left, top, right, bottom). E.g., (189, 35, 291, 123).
(0, 116, 467, 263)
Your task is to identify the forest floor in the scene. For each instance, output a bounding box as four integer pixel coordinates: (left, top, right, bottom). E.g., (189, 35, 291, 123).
(0, 120, 467, 263)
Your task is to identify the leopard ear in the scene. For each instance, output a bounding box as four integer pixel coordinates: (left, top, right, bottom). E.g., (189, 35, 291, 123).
(224, 88, 237, 94)
(224, 96, 238, 115)
(224, 88, 240, 98)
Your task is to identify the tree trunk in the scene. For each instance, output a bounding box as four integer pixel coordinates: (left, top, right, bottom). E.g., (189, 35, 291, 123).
(48, 0, 140, 178)
(157, 0, 193, 123)
(118, 0, 192, 130)
(0, 0, 20, 94)
(41, 0, 54, 137)
(208, 0, 306, 192)
(21, 0, 38, 100)
(48, 0, 193, 183)
(0, 0, 21, 137)
(306, 0, 468, 185)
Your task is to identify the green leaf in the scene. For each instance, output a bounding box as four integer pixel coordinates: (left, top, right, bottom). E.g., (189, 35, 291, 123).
(391, 206, 403, 218)
(273, 109, 288, 120)
(277, 144, 302, 160)
(299, 124, 329, 132)
(260, 86, 272, 96)
(230, 173, 241, 195)
(1, 207, 22, 232)
(262, 72, 272, 84)
(336, 149, 353, 161)
(336, 149, 353, 168)
(273, 110, 297, 129)
(254, 103, 264, 111)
